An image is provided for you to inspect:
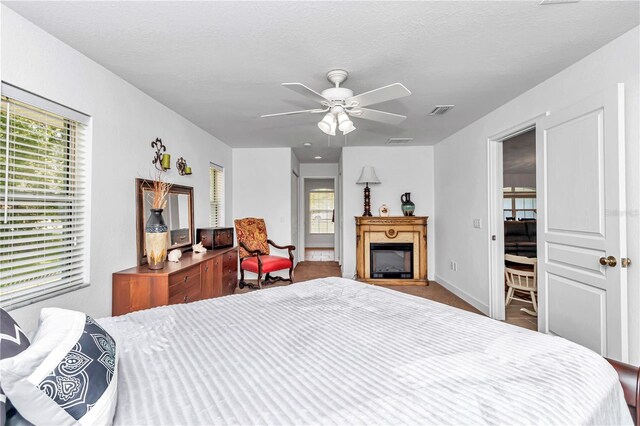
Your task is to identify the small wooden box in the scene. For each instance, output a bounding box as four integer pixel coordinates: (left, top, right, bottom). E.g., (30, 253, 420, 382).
(197, 227, 234, 250)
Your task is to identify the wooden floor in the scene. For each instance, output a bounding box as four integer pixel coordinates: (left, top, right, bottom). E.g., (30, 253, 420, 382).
(236, 260, 536, 331)
(505, 299, 538, 331)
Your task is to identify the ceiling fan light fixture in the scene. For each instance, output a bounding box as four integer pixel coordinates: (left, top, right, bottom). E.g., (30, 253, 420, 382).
(341, 120, 356, 135)
(337, 111, 353, 132)
(318, 113, 337, 136)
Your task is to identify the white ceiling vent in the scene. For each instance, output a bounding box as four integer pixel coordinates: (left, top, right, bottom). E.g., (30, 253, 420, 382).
(539, 0, 580, 5)
(386, 138, 414, 145)
(428, 105, 455, 116)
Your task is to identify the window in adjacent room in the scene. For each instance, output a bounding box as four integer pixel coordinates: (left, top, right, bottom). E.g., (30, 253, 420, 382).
(209, 163, 224, 227)
(1, 85, 90, 307)
(503, 186, 537, 220)
(309, 189, 334, 234)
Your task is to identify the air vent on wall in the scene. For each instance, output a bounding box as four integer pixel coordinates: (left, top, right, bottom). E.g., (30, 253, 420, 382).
(386, 138, 414, 145)
(428, 105, 455, 116)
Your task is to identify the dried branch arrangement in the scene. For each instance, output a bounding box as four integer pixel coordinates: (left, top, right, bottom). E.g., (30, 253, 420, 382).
(144, 169, 173, 209)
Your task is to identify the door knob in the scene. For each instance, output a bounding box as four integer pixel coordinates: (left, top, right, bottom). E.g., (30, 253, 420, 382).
(599, 256, 617, 267)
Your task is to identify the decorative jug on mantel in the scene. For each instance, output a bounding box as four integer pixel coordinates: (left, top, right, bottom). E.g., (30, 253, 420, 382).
(401, 193, 415, 216)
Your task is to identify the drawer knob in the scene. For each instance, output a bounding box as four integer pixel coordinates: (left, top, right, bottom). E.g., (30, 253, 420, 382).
(183, 295, 188, 303)
(205, 265, 209, 272)
(184, 276, 188, 283)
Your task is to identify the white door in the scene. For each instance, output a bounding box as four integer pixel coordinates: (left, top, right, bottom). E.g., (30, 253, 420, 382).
(537, 84, 628, 361)
(291, 171, 299, 265)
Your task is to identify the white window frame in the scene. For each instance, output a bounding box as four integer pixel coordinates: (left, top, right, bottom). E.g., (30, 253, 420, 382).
(309, 189, 335, 235)
(1, 83, 91, 309)
(209, 162, 224, 227)
(503, 186, 537, 220)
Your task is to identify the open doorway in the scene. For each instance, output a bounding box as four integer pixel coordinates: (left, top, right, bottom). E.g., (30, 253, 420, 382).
(488, 120, 541, 330)
(502, 129, 538, 331)
(304, 178, 335, 261)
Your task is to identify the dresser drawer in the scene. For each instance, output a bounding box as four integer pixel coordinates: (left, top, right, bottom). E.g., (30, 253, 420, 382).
(222, 250, 237, 273)
(169, 266, 201, 304)
(168, 275, 201, 304)
(169, 265, 200, 287)
(222, 271, 237, 296)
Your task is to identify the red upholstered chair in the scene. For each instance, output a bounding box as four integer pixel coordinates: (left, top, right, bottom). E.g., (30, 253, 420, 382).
(234, 218, 295, 289)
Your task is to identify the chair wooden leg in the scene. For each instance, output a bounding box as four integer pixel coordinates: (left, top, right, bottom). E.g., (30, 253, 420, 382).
(257, 264, 263, 289)
(531, 291, 538, 312)
(289, 266, 294, 283)
(505, 287, 514, 306)
(239, 268, 246, 289)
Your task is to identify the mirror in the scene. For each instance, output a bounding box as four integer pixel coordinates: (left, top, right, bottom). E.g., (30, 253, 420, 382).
(136, 178, 194, 265)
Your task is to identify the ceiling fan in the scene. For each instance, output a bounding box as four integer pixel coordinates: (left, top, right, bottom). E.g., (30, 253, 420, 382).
(261, 69, 411, 136)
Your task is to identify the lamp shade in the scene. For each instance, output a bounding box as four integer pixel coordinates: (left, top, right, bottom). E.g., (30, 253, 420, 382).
(356, 166, 381, 184)
(318, 113, 337, 136)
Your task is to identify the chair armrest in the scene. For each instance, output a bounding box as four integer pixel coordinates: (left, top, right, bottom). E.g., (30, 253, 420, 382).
(267, 240, 296, 251)
(239, 241, 264, 257)
(606, 357, 639, 425)
(267, 239, 295, 262)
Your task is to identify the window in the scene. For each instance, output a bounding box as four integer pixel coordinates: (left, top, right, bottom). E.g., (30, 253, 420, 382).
(1, 88, 89, 307)
(209, 163, 224, 227)
(503, 186, 536, 220)
(309, 189, 334, 234)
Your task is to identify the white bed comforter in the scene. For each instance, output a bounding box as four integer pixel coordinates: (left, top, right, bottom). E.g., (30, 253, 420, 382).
(98, 277, 632, 425)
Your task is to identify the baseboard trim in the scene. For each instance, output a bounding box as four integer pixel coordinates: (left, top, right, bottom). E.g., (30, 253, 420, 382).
(434, 275, 490, 316)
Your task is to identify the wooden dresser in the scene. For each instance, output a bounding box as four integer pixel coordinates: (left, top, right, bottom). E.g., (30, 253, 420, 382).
(112, 247, 238, 316)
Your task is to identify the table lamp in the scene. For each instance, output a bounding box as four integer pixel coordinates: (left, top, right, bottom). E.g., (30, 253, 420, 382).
(356, 166, 381, 216)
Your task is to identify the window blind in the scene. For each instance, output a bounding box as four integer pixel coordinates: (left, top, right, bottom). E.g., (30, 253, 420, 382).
(309, 189, 335, 234)
(209, 163, 224, 227)
(1, 95, 88, 307)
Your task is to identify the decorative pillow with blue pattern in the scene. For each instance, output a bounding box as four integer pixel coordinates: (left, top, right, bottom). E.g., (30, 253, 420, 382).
(0, 308, 31, 426)
(0, 308, 118, 425)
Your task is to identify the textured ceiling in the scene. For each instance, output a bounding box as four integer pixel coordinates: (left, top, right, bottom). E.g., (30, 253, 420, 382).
(4, 1, 639, 163)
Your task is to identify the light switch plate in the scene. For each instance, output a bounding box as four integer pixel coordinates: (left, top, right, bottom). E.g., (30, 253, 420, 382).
(473, 219, 482, 229)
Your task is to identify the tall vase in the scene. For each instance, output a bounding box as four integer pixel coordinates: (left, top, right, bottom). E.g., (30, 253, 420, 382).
(401, 192, 416, 216)
(145, 208, 168, 270)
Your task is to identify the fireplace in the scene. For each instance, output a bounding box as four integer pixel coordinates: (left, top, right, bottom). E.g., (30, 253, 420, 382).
(369, 243, 414, 279)
(356, 216, 428, 285)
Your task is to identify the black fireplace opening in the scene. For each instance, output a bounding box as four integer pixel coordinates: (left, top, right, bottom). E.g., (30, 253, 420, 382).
(370, 243, 414, 279)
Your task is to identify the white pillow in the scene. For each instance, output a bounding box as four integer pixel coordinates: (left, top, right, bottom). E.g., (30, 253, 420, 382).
(0, 308, 118, 426)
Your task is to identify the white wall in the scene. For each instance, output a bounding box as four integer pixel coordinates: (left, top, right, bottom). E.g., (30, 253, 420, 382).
(300, 163, 339, 177)
(232, 147, 293, 272)
(304, 178, 336, 248)
(290, 153, 300, 267)
(341, 146, 436, 280)
(434, 27, 640, 363)
(1, 6, 233, 331)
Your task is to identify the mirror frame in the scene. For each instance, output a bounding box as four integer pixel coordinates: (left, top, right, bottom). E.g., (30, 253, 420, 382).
(135, 178, 195, 266)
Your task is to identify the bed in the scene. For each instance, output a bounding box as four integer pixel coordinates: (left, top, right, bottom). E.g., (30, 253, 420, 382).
(95, 277, 634, 425)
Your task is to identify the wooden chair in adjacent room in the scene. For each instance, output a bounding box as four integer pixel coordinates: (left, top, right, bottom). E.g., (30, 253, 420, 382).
(505, 254, 538, 316)
(234, 217, 295, 289)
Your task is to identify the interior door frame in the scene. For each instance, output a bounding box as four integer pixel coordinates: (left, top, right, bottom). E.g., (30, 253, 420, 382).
(298, 176, 338, 261)
(487, 112, 548, 323)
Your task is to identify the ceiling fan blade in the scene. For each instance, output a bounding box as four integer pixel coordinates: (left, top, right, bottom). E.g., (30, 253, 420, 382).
(346, 83, 411, 108)
(260, 108, 327, 118)
(348, 108, 407, 125)
(282, 83, 329, 104)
